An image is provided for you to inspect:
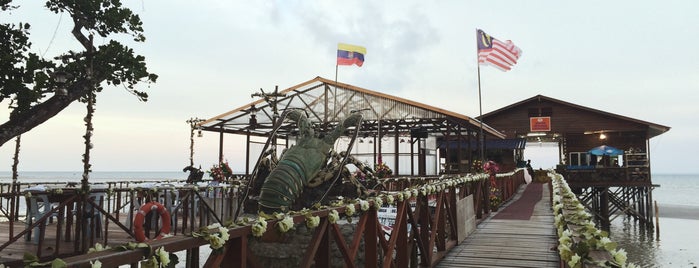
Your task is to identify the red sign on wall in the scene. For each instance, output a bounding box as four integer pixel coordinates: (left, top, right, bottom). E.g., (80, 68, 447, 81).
(530, 117, 551, 132)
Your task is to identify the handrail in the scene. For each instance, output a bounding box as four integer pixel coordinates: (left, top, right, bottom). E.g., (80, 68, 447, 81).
(549, 171, 637, 268)
(0, 183, 240, 264)
(5, 170, 528, 268)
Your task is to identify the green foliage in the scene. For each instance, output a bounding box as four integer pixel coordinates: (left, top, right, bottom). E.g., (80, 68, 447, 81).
(0, 0, 157, 144)
(45, 0, 145, 41)
(22, 252, 67, 267)
(0, 19, 55, 113)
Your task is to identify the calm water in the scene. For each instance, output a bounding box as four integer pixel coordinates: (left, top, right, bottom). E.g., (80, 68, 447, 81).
(0, 171, 190, 183)
(610, 174, 699, 268)
(2, 172, 697, 267)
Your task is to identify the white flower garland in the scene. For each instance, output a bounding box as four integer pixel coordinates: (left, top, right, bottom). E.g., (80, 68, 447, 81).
(305, 213, 320, 229)
(550, 171, 638, 268)
(139, 246, 170, 268)
(328, 209, 340, 224)
(276, 215, 295, 233)
(192, 223, 231, 252)
(345, 204, 356, 216)
(251, 217, 268, 237)
(358, 200, 370, 212)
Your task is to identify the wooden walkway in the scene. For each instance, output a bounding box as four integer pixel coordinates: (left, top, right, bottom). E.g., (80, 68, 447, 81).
(437, 183, 560, 268)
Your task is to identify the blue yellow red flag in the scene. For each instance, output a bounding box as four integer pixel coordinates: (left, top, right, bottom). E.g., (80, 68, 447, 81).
(337, 43, 366, 67)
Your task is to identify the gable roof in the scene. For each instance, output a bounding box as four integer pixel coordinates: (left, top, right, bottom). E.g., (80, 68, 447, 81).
(479, 94, 670, 138)
(199, 76, 505, 139)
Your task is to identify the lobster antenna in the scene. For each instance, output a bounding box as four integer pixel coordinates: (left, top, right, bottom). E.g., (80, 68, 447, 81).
(314, 113, 363, 206)
(235, 109, 298, 220)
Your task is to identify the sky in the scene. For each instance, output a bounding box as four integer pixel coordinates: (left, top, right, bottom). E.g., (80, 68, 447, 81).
(1, 1, 698, 174)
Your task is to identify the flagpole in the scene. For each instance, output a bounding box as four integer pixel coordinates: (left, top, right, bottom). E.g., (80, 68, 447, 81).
(476, 29, 485, 162)
(334, 64, 338, 120)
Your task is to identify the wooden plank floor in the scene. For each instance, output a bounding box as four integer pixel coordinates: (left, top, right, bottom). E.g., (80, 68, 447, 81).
(437, 183, 560, 268)
(0, 213, 198, 264)
(0, 216, 136, 264)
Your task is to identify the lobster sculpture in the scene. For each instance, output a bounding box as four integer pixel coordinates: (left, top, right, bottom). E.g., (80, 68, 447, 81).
(252, 109, 374, 214)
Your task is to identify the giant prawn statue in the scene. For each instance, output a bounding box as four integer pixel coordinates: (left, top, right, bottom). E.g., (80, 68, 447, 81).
(243, 109, 375, 215)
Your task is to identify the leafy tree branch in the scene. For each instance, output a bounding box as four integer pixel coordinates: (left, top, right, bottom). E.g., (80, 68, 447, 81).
(0, 0, 157, 146)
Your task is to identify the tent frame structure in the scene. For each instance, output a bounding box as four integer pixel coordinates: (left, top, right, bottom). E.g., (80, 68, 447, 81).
(198, 76, 505, 176)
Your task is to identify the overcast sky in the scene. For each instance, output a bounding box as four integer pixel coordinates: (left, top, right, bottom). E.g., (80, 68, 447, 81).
(1, 1, 697, 174)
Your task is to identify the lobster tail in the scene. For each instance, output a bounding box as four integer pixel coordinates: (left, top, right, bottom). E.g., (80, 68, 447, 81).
(258, 157, 310, 213)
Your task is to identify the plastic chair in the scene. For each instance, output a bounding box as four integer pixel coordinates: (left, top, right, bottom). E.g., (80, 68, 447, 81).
(25, 193, 60, 244)
(83, 192, 106, 239)
(158, 184, 180, 230)
(127, 184, 155, 229)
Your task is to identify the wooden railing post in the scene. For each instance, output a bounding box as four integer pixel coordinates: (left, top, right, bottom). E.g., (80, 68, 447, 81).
(213, 234, 248, 268)
(365, 208, 378, 268)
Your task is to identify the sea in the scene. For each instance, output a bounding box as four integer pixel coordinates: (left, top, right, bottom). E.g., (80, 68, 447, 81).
(1, 171, 697, 267)
(613, 174, 699, 268)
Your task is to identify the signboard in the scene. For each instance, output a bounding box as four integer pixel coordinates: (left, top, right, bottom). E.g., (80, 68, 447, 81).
(456, 195, 475, 242)
(530, 117, 551, 132)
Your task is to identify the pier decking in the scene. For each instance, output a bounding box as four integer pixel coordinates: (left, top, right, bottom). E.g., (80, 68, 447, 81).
(437, 183, 559, 268)
(3, 171, 555, 267)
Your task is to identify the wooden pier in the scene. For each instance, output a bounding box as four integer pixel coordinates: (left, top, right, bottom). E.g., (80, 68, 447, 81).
(1, 171, 568, 267)
(437, 183, 559, 268)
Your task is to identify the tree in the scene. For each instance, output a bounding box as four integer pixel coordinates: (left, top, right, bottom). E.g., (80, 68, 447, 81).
(0, 0, 157, 147)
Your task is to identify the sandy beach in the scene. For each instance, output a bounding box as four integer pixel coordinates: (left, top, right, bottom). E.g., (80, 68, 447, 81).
(657, 204, 699, 220)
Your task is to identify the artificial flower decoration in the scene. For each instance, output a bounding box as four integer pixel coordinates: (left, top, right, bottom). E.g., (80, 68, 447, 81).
(305, 213, 320, 229)
(373, 197, 384, 209)
(87, 243, 110, 253)
(328, 209, 340, 224)
(155, 247, 171, 267)
(251, 217, 268, 237)
(482, 160, 500, 174)
(612, 248, 627, 266)
(374, 162, 393, 178)
(208, 161, 233, 182)
(567, 254, 581, 268)
(550, 171, 638, 268)
(277, 215, 295, 233)
(139, 246, 170, 268)
(345, 204, 356, 216)
(489, 187, 502, 209)
(359, 200, 370, 212)
(385, 194, 395, 205)
(192, 223, 231, 253)
(353, 170, 367, 182)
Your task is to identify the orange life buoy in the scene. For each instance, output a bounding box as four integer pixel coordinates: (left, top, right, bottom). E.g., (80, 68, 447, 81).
(133, 201, 171, 242)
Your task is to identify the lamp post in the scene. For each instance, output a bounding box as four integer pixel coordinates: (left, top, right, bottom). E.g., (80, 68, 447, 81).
(51, 71, 72, 96)
(187, 117, 205, 167)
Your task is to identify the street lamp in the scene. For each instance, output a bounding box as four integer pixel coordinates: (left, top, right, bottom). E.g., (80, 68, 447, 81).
(248, 105, 257, 129)
(186, 117, 206, 166)
(51, 71, 72, 96)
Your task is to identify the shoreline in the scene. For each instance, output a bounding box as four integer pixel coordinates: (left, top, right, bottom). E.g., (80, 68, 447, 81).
(656, 204, 699, 220)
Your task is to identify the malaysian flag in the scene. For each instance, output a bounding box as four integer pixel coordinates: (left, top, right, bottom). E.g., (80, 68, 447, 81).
(477, 29, 522, 71)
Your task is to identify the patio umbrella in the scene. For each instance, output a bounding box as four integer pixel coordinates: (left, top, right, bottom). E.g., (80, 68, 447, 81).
(588, 145, 624, 156)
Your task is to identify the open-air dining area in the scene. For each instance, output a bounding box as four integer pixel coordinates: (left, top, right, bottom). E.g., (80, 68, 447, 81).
(0, 179, 239, 263)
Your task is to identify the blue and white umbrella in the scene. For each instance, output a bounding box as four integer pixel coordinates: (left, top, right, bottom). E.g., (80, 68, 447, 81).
(588, 145, 624, 156)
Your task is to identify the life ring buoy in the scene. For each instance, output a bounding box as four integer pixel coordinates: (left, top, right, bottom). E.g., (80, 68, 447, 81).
(133, 201, 171, 242)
